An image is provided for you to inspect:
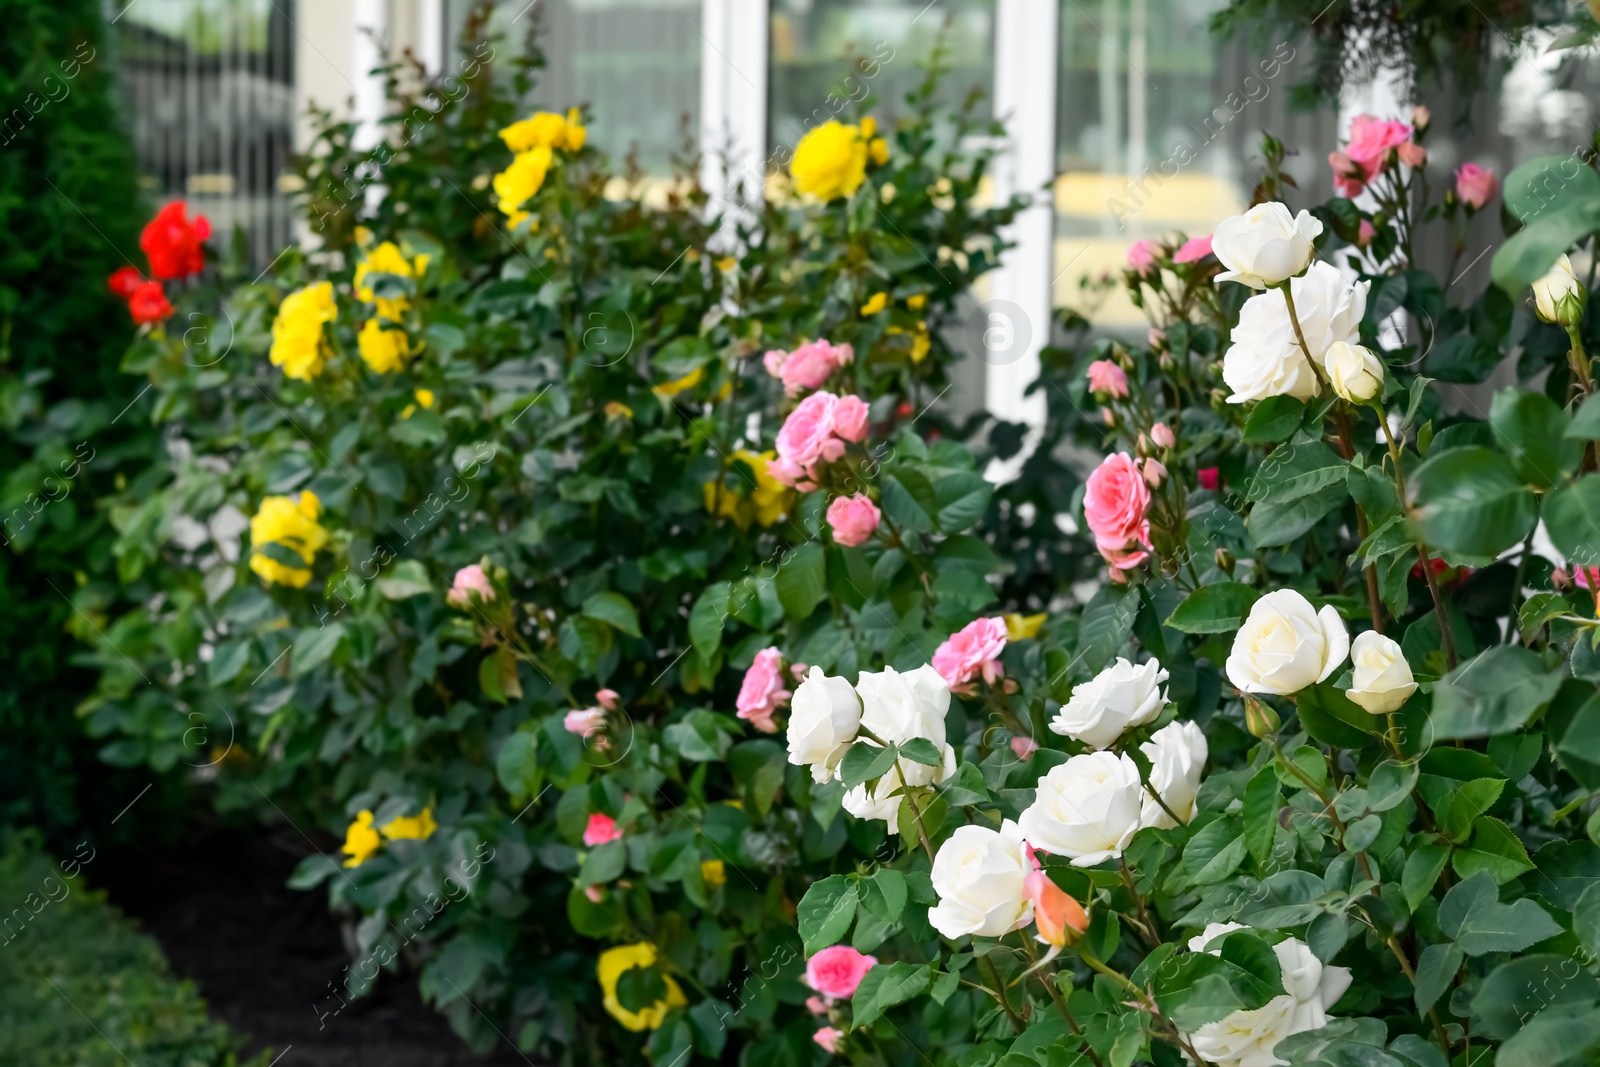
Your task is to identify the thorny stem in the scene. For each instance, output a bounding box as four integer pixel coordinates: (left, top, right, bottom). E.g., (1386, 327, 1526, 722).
(980, 954, 1025, 1036)
(1377, 412, 1458, 669)
(1018, 937, 1104, 1067)
(1119, 857, 1163, 947)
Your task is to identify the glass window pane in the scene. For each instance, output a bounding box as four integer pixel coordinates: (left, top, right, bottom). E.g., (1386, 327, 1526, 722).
(767, 0, 995, 157)
(446, 0, 701, 173)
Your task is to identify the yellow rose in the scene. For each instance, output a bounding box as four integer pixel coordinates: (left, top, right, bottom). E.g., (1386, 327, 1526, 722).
(700, 859, 726, 887)
(703, 449, 790, 528)
(358, 317, 410, 374)
(401, 388, 435, 419)
(381, 808, 437, 841)
(248, 491, 328, 588)
(494, 145, 553, 221)
(597, 943, 686, 1031)
(860, 291, 888, 316)
(906, 294, 928, 309)
(354, 241, 424, 304)
(563, 107, 587, 151)
(790, 120, 869, 201)
(500, 111, 570, 153)
(341, 810, 380, 867)
(269, 282, 337, 381)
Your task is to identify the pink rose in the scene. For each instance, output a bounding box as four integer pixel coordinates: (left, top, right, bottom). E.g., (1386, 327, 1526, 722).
(583, 812, 622, 847)
(932, 616, 1008, 689)
(1197, 466, 1219, 491)
(1576, 566, 1600, 591)
(833, 394, 870, 443)
(1172, 235, 1213, 264)
(814, 1028, 845, 1055)
(1087, 359, 1128, 398)
(446, 564, 495, 609)
(1126, 239, 1157, 272)
(736, 647, 790, 733)
(1010, 735, 1038, 760)
(774, 393, 841, 483)
(565, 707, 606, 738)
(1142, 457, 1167, 487)
(770, 339, 854, 396)
(806, 996, 829, 1015)
(595, 688, 620, 711)
(1357, 220, 1377, 247)
(1328, 151, 1365, 197)
(1344, 115, 1412, 179)
(1456, 163, 1499, 210)
(1084, 453, 1151, 572)
(1149, 423, 1175, 449)
(805, 945, 877, 999)
(826, 493, 881, 547)
(1397, 142, 1426, 168)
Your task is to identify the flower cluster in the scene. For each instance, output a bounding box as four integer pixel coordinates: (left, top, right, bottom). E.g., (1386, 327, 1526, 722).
(105, 200, 211, 325)
(353, 240, 428, 374)
(764, 338, 853, 396)
(770, 391, 869, 488)
(493, 108, 586, 229)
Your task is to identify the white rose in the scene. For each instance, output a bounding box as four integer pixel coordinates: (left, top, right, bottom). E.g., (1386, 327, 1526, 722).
(1225, 590, 1349, 696)
(1344, 631, 1417, 714)
(926, 819, 1034, 939)
(1048, 657, 1168, 749)
(1533, 253, 1586, 326)
(857, 664, 950, 747)
(1221, 264, 1369, 405)
(1182, 931, 1352, 1067)
(1286, 263, 1369, 369)
(841, 741, 957, 832)
(786, 667, 863, 782)
(1018, 751, 1144, 867)
(1324, 341, 1384, 403)
(1212, 202, 1323, 289)
(1140, 720, 1208, 828)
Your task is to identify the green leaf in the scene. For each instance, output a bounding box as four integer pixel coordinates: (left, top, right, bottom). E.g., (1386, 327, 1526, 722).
(1366, 760, 1419, 813)
(1243, 766, 1282, 869)
(1413, 943, 1461, 1016)
(1165, 582, 1260, 634)
(1474, 955, 1600, 1041)
(1574, 882, 1600, 960)
(774, 540, 827, 621)
(797, 875, 858, 955)
(1417, 775, 1506, 842)
(1296, 683, 1382, 749)
(1520, 591, 1576, 642)
(1544, 476, 1600, 566)
(1402, 843, 1451, 912)
(292, 623, 345, 677)
(583, 591, 641, 637)
(859, 868, 908, 925)
(1496, 1005, 1600, 1067)
(1247, 490, 1344, 548)
(839, 742, 899, 789)
(1490, 387, 1579, 489)
(1429, 646, 1562, 739)
(1245, 440, 1347, 503)
(1557, 692, 1600, 789)
(1409, 446, 1537, 557)
(377, 559, 433, 599)
(851, 961, 931, 1028)
(932, 470, 992, 533)
(1492, 197, 1600, 295)
(1078, 583, 1136, 672)
(1452, 816, 1535, 884)
(1242, 396, 1305, 444)
(882, 470, 937, 534)
(1181, 821, 1247, 886)
(898, 737, 942, 767)
(689, 583, 730, 658)
(663, 709, 729, 762)
(495, 732, 541, 797)
(1568, 392, 1600, 439)
(578, 839, 627, 887)
(1503, 154, 1600, 222)
(1453, 894, 1563, 956)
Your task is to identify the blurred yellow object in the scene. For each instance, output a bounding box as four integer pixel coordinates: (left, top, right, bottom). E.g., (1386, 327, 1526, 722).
(1004, 613, 1047, 641)
(248, 491, 327, 588)
(341, 810, 380, 867)
(597, 943, 686, 1031)
(382, 808, 437, 841)
(703, 450, 790, 528)
(700, 859, 726, 887)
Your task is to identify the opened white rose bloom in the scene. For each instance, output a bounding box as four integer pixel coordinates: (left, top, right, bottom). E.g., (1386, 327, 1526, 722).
(1532, 253, 1586, 326)
(1181, 924, 1352, 1067)
(1324, 341, 1385, 403)
(1222, 264, 1369, 404)
(786, 667, 863, 782)
(1212, 202, 1323, 289)
(857, 663, 950, 747)
(927, 819, 1034, 939)
(1019, 751, 1144, 866)
(841, 740, 957, 832)
(1284, 263, 1370, 368)
(1049, 657, 1168, 749)
(1226, 590, 1349, 695)
(1140, 720, 1208, 828)
(1344, 631, 1418, 714)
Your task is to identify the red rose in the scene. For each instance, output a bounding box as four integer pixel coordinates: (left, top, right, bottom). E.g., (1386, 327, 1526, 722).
(140, 200, 212, 279)
(107, 266, 144, 298)
(128, 281, 174, 325)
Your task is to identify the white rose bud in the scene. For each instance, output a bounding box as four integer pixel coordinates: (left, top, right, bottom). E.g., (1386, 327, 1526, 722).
(1019, 751, 1145, 867)
(1212, 202, 1323, 289)
(927, 819, 1035, 939)
(1183, 930, 1352, 1067)
(841, 741, 957, 832)
(1344, 631, 1418, 714)
(1532, 254, 1587, 327)
(1226, 589, 1350, 696)
(1048, 657, 1168, 750)
(1140, 720, 1208, 828)
(1324, 341, 1385, 403)
(856, 663, 950, 747)
(786, 667, 862, 782)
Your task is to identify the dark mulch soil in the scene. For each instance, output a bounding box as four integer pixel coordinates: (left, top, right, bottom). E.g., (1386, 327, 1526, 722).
(93, 820, 531, 1067)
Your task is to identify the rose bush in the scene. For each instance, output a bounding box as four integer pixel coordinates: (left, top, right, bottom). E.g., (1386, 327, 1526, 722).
(44, 17, 1600, 1067)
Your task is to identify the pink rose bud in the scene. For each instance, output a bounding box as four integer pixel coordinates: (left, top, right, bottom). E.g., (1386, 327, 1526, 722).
(1150, 423, 1175, 449)
(1147, 327, 1166, 351)
(1397, 142, 1426, 168)
(736, 647, 790, 734)
(565, 707, 607, 738)
(826, 493, 881, 547)
(1087, 359, 1129, 398)
(1197, 467, 1220, 491)
(1328, 150, 1365, 197)
(814, 1027, 845, 1055)
(582, 812, 622, 847)
(932, 617, 1008, 689)
(446, 564, 495, 609)
(1357, 220, 1377, 247)
(584, 885, 603, 903)
(1455, 163, 1499, 211)
(804, 946, 878, 999)
(1125, 239, 1156, 272)
(1025, 870, 1089, 948)
(790, 662, 809, 679)
(1142, 457, 1167, 487)
(1412, 104, 1431, 132)
(1010, 735, 1038, 760)
(595, 688, 620, 711)
(806, 996, 829, 1014)
(1172, 234, 1213, 264)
